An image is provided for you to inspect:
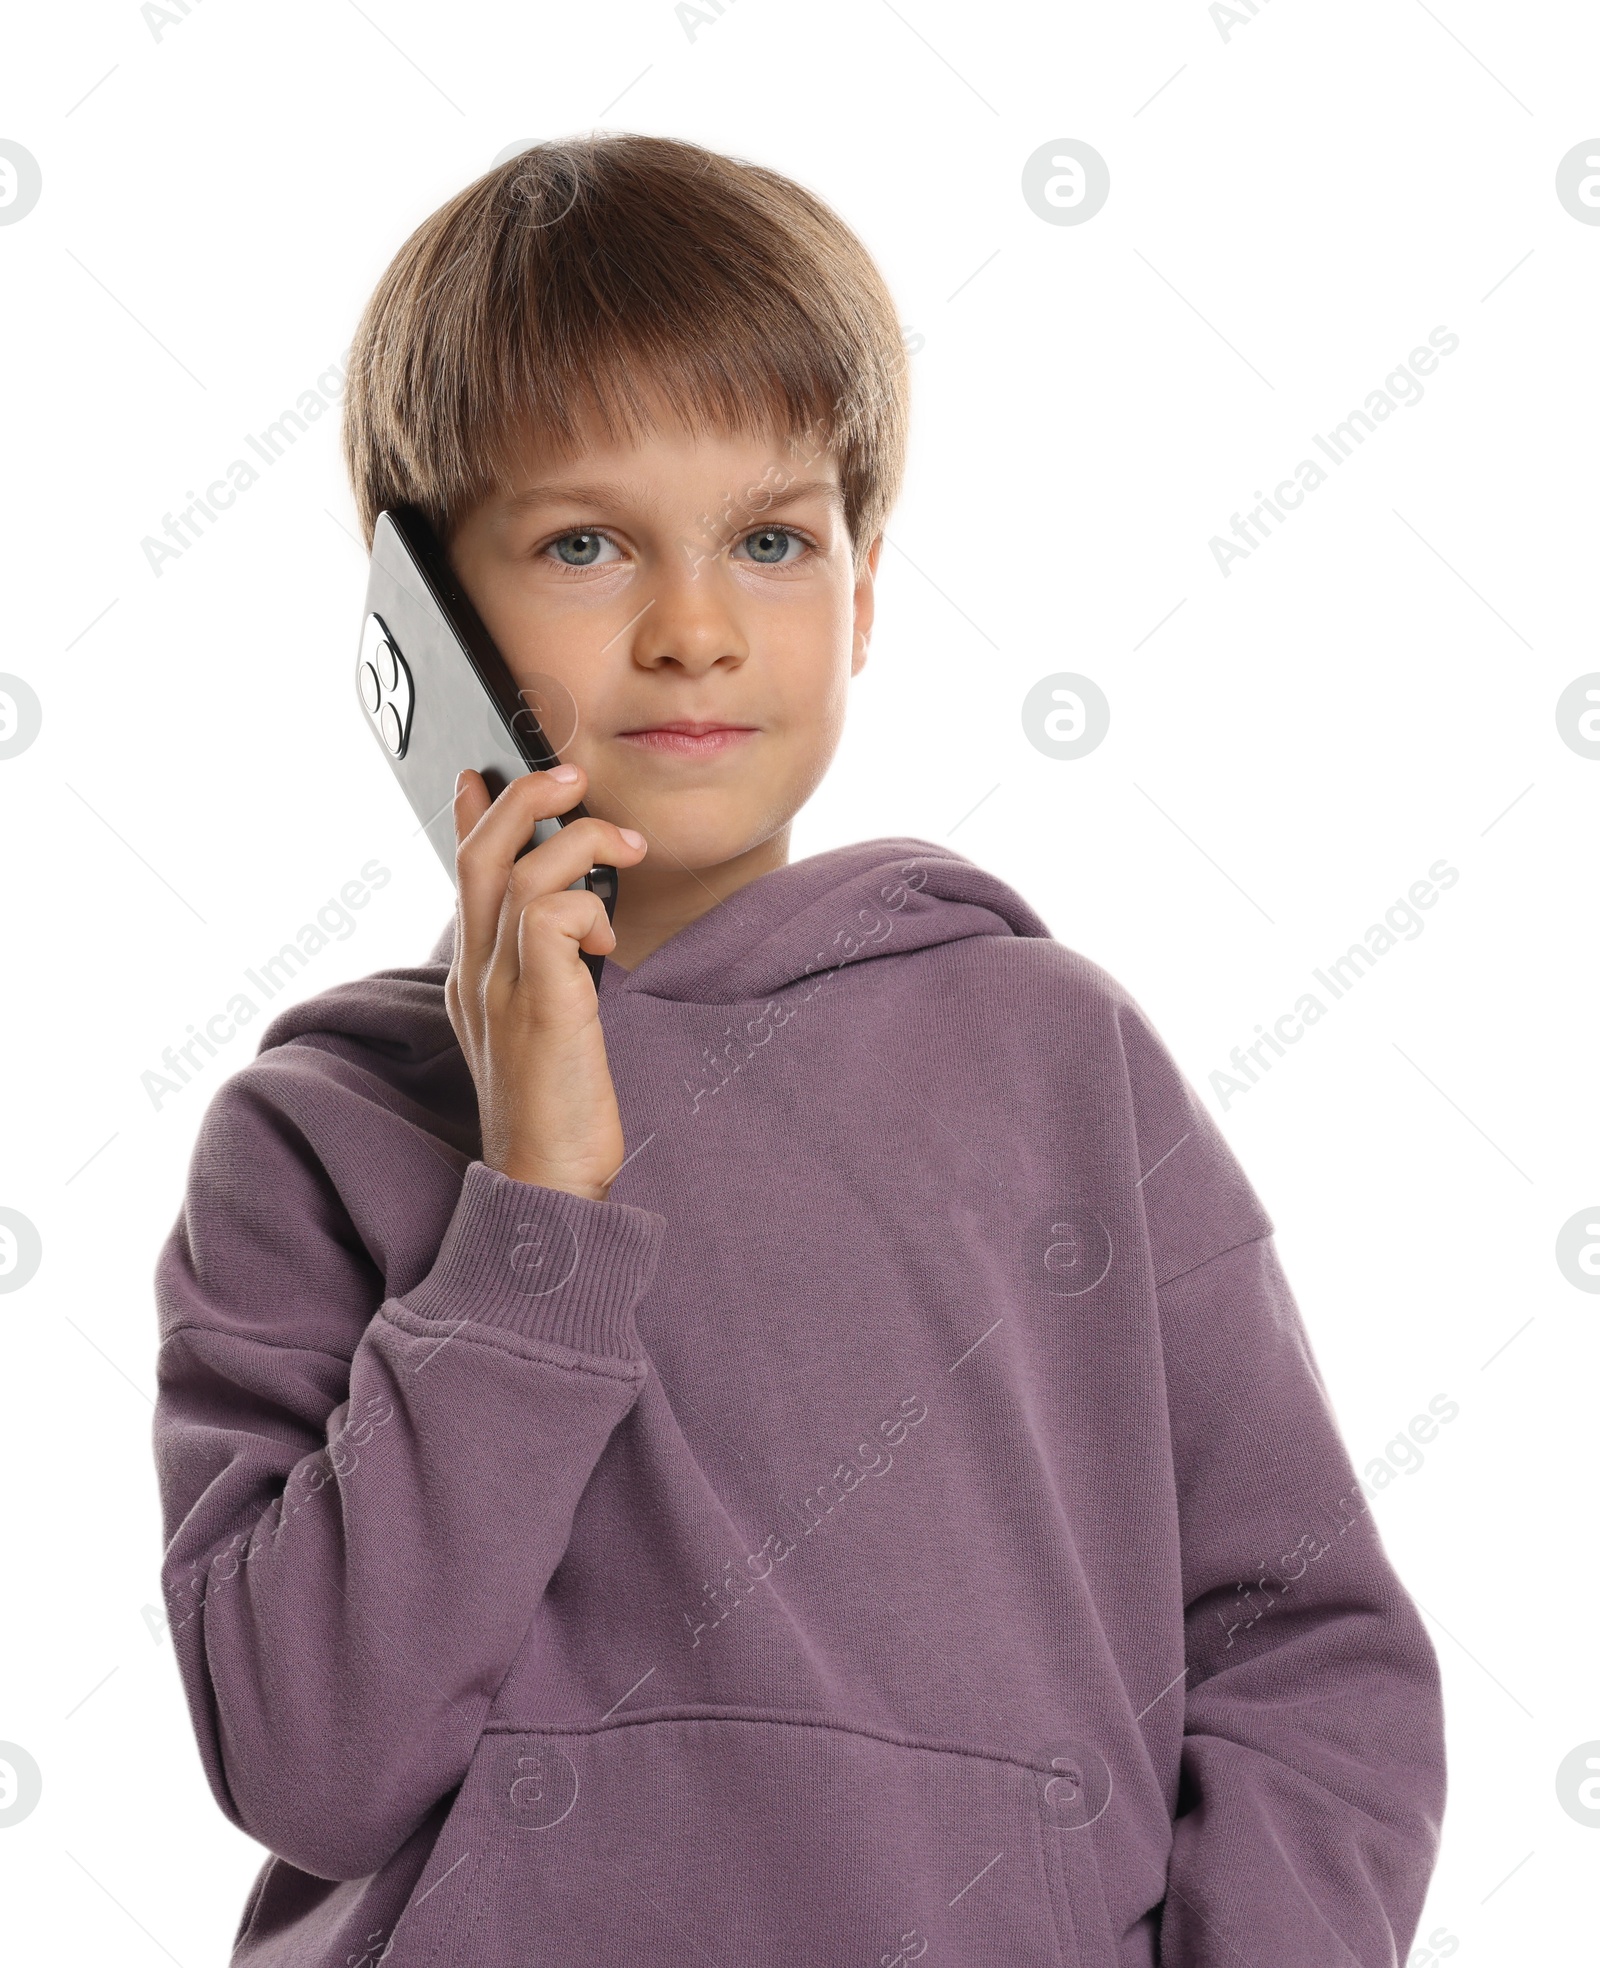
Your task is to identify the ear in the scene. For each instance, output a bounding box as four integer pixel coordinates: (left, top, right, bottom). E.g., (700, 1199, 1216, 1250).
(851, 535, 883, 676)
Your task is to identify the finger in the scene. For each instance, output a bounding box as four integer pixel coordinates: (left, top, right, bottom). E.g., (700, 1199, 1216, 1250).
(508, 887, 617, 1010)
(453, 766, 493, 837)
(504, 812, 646, 906)
(486, 812, 645, 1006)
(452, 769, 497, 981)
(466, 762, 585, 855)
(455, 766, 584, 976)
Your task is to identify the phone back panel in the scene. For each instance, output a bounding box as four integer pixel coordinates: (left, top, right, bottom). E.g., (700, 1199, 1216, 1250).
(355, 507, 616, 990)
(357, 507, 564, 875)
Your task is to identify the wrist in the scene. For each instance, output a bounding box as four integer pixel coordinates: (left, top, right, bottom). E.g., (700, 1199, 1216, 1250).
(489, 1155, 613, 1204)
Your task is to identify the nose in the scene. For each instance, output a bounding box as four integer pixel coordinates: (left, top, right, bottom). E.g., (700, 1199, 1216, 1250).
(626, 551, 749, 677)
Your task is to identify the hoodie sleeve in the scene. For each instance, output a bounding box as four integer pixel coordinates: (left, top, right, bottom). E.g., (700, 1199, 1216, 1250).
(1154, 1231, 1445, 1966)
(1107, 993, 1444, 1965)
(152, 1072, 665, 1883)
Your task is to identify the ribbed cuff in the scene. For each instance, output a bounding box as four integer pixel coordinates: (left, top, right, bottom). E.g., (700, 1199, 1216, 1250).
(399, 1160, 665, 1359)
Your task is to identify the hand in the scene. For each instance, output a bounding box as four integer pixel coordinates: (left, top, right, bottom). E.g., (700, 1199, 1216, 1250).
(446, 764, 648, 1202)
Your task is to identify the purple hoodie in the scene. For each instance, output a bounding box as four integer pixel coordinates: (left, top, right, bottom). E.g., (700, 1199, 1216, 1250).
(152, 836, 1445, 1968)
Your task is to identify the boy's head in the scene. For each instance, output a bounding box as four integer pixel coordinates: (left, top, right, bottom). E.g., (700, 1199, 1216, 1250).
(342, 133, 909, 892)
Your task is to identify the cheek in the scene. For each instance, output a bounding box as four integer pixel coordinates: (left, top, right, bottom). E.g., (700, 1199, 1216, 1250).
(773, 580, 858, 687)
(772, 647, 853, 744)
(774, 687, 852, 813)
(477, 593, 604, 744)
(500, 652, 598, 758)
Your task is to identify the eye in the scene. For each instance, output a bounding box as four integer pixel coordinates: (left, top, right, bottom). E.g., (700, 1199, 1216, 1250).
(544, 530, 621, 568)
(736, 525, 810, 566)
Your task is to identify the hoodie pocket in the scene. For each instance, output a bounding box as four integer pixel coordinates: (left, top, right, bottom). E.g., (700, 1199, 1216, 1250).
(386, 1712, 1108, 1968)
(1034, 1738, 1119, 1966)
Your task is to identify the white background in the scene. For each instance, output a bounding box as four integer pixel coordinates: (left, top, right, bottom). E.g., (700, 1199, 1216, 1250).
(4, 0, 1597, 1961)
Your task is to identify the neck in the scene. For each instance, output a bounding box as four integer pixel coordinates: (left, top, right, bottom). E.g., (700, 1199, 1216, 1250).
(607, 825, 791, 971)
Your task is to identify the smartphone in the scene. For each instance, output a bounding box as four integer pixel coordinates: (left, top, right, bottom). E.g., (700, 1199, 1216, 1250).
(355, 503, 618, 991)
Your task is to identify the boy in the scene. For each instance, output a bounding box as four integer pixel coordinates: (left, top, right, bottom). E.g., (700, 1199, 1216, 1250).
(152, 134, 1445, 1967)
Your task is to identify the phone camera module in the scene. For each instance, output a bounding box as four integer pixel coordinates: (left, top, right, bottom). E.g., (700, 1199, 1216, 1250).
(356, 613, 414, 758)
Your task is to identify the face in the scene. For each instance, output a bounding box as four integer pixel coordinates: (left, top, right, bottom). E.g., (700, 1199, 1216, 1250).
(445, 400, 882, 895)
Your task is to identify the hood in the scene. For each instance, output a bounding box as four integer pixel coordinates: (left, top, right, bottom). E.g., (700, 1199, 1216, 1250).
(252, 836, 1055, 1065)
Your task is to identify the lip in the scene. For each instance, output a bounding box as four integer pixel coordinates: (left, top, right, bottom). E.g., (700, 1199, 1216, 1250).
(616, 721, 758, 756)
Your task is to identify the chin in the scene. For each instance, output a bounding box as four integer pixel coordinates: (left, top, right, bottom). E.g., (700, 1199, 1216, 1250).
(628, 797, 784, 876)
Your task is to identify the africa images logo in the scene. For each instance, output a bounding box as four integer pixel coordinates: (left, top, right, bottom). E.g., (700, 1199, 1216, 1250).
(1209, 858, 1459, 1110)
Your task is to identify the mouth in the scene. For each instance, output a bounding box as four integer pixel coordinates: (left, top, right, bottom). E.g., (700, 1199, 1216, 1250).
(615, 720, 758, 757)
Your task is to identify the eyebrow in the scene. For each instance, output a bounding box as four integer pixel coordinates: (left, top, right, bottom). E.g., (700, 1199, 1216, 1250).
(501, 475, 845, 518)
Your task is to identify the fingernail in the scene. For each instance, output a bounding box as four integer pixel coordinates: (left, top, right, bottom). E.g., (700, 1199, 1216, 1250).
(548, 764, 580, 782)
(454, 770, 466, 794)
(620, 828, 646, 849)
